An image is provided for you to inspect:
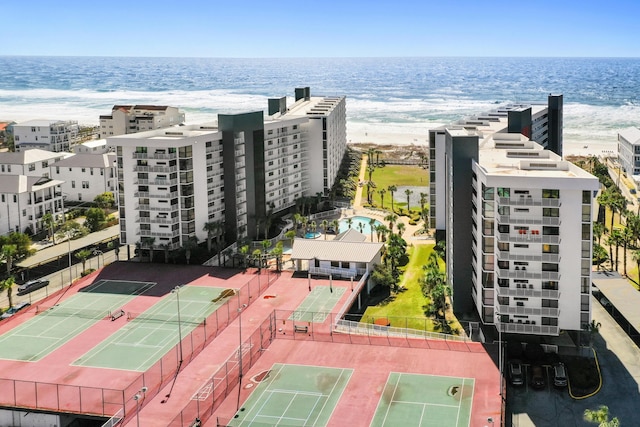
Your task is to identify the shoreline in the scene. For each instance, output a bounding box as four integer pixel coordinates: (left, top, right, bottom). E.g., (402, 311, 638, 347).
(347, 128, 618, 158)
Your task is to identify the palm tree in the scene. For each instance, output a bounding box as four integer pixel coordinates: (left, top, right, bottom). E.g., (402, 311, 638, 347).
(583, 405, 619, 427)
(346, 217, 353, 229)
(405, 188, 413, 212)
(622, 226, 633, 276)
(357, 222, 365, 234)
(384, 213, 398, 234)
(252, 248, 263, 271)
(293, 213, 303, 235)
(203, 221, 217, 253)
(593, 222, 606, 246)
(261, 240, 272, 268)
(419, 192, 428, 213)
(331, 219, 340, 235)
(182, 237, 197, 265)
(285, 230, 296, 248)
(42, 212, 56, 244)
(143, 237, 155, 263)
(1, 244, 17, 276)
(321, 219, 329, 240)
(396, 222, 406, 237)
(369, 218, 377, 241)
(633, 249, 640, 285)
(608, 229, 624, 271)
(159, 243, 171, 264)
(583, 319, 601, 350)
(239, 244, 250, 270)
(0, 276, 16, 309)
(75, 249, 92, 272)
(388, 185, 397, 212)
(378, 188, 386, 209)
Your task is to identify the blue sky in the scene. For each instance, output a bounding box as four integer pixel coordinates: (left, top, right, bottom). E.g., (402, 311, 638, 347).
(2, 0, 639, 57)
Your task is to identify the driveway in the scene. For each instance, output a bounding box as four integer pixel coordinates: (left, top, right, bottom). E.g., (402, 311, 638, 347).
(507, 295, 640, 426)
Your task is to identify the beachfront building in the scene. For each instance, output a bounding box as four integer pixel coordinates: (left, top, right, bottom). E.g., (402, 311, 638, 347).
(49, 153, 117, 203)
(0, 149, 68, 178)
(0, 175, 64, 236)
(12, 120, 80, 152)
(617, 127, 640, 179)
(99, 105, 185, 138)
(429, 95, 564, 239)
(107, 87, 347, 252)
(73, 139, 110, 154)
(429, 107, 598, 338)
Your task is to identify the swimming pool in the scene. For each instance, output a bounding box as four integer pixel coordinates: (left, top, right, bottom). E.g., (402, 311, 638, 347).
(304, 231, 321, 239)
(338, 216, 383, 235)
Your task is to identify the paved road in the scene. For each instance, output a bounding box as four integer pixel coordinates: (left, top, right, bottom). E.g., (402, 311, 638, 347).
(508, 295, 640, 426)
(1, 244, 132, 310)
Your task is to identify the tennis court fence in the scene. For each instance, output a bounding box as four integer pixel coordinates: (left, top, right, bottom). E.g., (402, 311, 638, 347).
(0, 270, 279, 424)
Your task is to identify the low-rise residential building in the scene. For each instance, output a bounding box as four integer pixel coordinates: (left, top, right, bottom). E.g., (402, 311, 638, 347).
(73, 139, 110, 154)
(99, 105, 185, 138)
(50, 153, 117, 203)
(12, 120, 79, 152)
(0, 175, 64, 236)
(0, 149, 68, 178)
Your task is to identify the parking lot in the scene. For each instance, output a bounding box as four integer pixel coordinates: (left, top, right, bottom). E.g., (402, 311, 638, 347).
(506, 297, 640, 426)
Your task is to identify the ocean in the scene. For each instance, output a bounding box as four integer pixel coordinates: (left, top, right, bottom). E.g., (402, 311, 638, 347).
(1, 56, 639, 155)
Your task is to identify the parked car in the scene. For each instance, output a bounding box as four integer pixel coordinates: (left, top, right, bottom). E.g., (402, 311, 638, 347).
(508, 360, 524, 386)
(553, 362, 568, 388)
(17, 278, 49, 295)
(1, 301, 31, 319)
(531, 365, 546, 389)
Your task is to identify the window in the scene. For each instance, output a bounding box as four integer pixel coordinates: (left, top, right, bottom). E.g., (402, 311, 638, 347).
(542, 263, 559, 272)
(542, 299, 559, 308)
(82, 181, 89, 189)
(542, 208, 559, 217)
(582, 190, 591, 204)
(71, 181, 76, 189)
(542, 244, 559, 254)
(542, 189, 560, 199)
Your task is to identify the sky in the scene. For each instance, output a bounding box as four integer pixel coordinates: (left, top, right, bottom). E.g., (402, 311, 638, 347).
(2, 0, 639, 58)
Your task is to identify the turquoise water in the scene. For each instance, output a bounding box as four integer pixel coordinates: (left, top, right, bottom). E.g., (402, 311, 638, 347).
(304, 231, 321, 239)
(338, 216, 382, 235)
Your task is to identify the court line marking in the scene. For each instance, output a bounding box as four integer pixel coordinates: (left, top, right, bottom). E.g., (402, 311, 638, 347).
(380, 372, 401, 427)
(310, 367, 352, 426)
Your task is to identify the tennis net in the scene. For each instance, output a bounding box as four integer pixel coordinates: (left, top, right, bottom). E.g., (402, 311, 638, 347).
(36, 304, 111, 320)
(126, 311, 206, 326)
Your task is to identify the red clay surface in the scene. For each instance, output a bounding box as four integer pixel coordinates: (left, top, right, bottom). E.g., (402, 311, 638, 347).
(0, 263, 501, 426)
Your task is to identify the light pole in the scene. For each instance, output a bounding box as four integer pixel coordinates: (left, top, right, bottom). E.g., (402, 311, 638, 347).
(93, 249, 103, 269)
(61, 195, 72, 286)
(172, 285, 183, 366)
(133, 386, 147, 427)
(236, 302, 247, 411)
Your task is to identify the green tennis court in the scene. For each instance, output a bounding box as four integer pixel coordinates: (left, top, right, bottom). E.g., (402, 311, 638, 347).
(73, 285, 234, 371)
(0, 279, 153, 362)
(289, 286, 345, 323)
(230, 363, 352, 427)
(369, 372, 474, 427)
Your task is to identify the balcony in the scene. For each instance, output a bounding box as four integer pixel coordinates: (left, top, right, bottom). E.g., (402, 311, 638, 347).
(496, 212, 561, 226)
(132, 152, 177, 160)
(133, 165, 178, 173)
(137, 229, 180, 238)
(497, 232, 560, 244)
(496, 249, 561, 263)
(136, 216, 179, 225)
(501, 322, 559, 336)
(497, 304, 559, 317)
(496, 268, 561, 281)
(496, 286, 560, 299)
(498, 196, 561, 207)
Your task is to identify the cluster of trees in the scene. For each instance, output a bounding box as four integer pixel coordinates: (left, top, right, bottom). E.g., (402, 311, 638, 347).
(371, 215, 408, 293)
(419, 242, 455, 334)
(0, 233, 36, 309)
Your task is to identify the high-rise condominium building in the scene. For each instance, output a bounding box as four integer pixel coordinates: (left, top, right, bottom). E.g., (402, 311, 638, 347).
(617, 127, 640, 178)
(107, 88, 346, 251)
(429, 105, 598, 338)
(99, 105, 185, 138)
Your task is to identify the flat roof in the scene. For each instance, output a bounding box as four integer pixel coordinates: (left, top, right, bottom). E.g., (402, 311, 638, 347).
(291, 238, 383, 263)
(592, 271, 640, 333)
(619, 127, 640, 145)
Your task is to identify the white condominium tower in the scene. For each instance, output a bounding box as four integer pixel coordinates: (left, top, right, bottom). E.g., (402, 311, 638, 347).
(107, 87, 346, 251)
(429, 101, 598, 337)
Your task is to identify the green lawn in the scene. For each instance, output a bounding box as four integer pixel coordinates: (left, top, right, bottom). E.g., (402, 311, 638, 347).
(363, 164, 429, 212)
(362, 244, 435, 330)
